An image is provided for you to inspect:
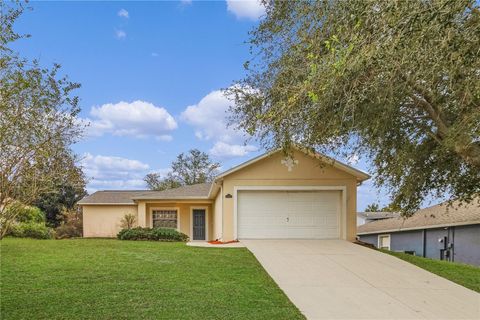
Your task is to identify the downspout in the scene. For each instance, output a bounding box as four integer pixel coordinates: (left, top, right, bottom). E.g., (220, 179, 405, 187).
(422, 229, 427, 258)
(451, 227, 455, 262)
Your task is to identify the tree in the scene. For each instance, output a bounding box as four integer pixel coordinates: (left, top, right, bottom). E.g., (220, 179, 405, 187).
(33, 181, 87, 227)
(0, 3, 85, 237)
(144, 172, 182, 191)
(364, 203, 381, 212)
(228, 0, 480, 213)
(144, 149, 220, 191)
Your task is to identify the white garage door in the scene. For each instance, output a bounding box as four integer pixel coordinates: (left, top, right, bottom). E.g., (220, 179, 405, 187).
(237, 190, 340, 239)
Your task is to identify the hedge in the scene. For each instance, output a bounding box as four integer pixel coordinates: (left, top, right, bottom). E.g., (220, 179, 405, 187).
(8, 222, 54, 239)
(117, 227, 189, 242)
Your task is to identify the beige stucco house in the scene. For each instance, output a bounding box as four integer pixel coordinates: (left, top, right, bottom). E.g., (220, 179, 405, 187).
(79, 148, 370, 241)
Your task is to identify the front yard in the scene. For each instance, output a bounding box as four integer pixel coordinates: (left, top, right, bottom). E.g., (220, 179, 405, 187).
(382, 250, 480, 293)
(1, 238, 304, 319)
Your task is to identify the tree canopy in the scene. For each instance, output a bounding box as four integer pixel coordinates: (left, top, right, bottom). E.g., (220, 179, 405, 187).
(228, 0, 480, 213)
(0, 3, 86, 236)
(144, 149, 220, 191)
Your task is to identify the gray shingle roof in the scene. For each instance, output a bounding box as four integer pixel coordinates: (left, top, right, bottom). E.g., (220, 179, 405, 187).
(357, 212, 400, 220)
(78, 182, 213, 205)
(357, 199, 480, 235)
(131, 183, 212, 200)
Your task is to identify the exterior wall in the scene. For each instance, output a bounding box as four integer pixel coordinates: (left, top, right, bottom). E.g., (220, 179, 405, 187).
(83, 205, 138, 237)
(425, 228, 448, 260)
(142, 202, 213, 241)
(391, 230, 424, 254)
(213, 190, 223, 240)
(221, 150, 358, 241)
(454, 225, 480, 265)
(360, 230, 428, 257)
(358, 234, 378, 246)
(358, 224, 480, 266)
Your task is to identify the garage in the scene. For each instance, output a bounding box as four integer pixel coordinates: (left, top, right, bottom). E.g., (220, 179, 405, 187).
(237, 190, 341, 239)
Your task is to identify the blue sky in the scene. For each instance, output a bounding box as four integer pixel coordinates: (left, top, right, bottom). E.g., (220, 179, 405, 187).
(13, 0, 390, 210)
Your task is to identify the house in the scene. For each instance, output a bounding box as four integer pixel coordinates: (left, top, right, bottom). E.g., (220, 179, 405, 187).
(357, 211, 400, 226)
(357, 199, 480, 266)
(78, 148, 370, 242)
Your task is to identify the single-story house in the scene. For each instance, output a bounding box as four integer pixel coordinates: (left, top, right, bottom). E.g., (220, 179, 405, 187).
(357, 211, 400, 226)
(357, 199, 480, 266)
(79, 148, 370, 242)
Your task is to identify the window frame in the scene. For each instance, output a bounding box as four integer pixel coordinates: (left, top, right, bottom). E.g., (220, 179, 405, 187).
(377, 234, 391, 250)
(150, 207, 180, 231)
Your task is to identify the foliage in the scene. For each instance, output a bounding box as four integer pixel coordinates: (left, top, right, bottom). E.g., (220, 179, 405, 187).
(8, 222, 53, 239)
(33, 183, 87, 227)
(382, 250, 480, 293)
(364, 202, 400, 212)
(1, 238, 304, 319)
(3, 201, 45, 224)
(0, 3, 85, 237)
(3, 201, 53, 239)
(144, 173, 182, 191)
(144, 149, 220, 191)
(228, 0, 480, 214)
(364, 203, 381, 212)
(54, 208, 83, 239)
(120, 213, 136, 230)
(117, 227, 189, 242)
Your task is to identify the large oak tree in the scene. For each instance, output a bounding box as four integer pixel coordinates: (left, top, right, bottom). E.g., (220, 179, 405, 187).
(144, 149, 220, 191)
(228, 0, 480, 212)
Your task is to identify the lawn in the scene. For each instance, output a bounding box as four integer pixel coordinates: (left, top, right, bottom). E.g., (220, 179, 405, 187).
(381, 250, 480, 293)
(1, 238, 304, 320)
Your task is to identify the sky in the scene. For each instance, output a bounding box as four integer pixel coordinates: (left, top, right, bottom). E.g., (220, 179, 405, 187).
(12, 0, 391, 210)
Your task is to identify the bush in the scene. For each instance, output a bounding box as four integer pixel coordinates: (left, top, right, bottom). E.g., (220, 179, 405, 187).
(4, 202, 45, 224)
(120, 213, 136, 230)
(9, 222, 53, 239)
(117, 227, 189, 242)
(55, 209, 83, 239)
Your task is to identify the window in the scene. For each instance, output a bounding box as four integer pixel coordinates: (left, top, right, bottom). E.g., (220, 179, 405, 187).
(378, 234, 391, 250)
(152, 210, 178, 229)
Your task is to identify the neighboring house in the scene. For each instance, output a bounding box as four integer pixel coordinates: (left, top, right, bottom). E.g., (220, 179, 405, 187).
(79, 148, 370, 242)
(357, 211, 400, 226)
(357, 200, 480, 266)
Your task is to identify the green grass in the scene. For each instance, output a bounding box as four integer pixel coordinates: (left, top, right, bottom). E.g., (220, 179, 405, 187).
(1, 238, 304, 320)
(381, 250, 480, 293)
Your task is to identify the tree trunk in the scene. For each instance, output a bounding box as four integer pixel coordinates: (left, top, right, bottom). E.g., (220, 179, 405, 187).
(454, 141, 480, 168)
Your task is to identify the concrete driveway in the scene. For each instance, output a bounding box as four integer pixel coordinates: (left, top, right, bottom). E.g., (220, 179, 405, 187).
(242, 240, 479, 320)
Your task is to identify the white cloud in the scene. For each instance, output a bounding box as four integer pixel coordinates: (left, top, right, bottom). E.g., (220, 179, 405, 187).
(81, 153, 151, 191)
(181, 90, 242, 143)
(115, 30, 126, 39)
(117, 9, 129, 18)
(151, 52, 159, 57)
(181, 89, 258, 158)
(226, 0, 265, 20)
(210, 142, 258, 158)
(85, 100, 177, 140)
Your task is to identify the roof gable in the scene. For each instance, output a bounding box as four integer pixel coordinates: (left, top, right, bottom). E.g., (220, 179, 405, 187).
(215, 147, 370, 182)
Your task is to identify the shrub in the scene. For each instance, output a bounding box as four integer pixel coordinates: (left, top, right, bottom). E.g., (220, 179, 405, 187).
(117, 227, 189, 242)
(55, 209, 83, 239)
(120, 213, 136, 230)
(4, 201, 45, 224)
(9, 222, 54, 239)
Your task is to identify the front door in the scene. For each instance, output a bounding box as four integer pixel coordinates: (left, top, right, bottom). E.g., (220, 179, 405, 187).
(192, 209, 206, 240)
